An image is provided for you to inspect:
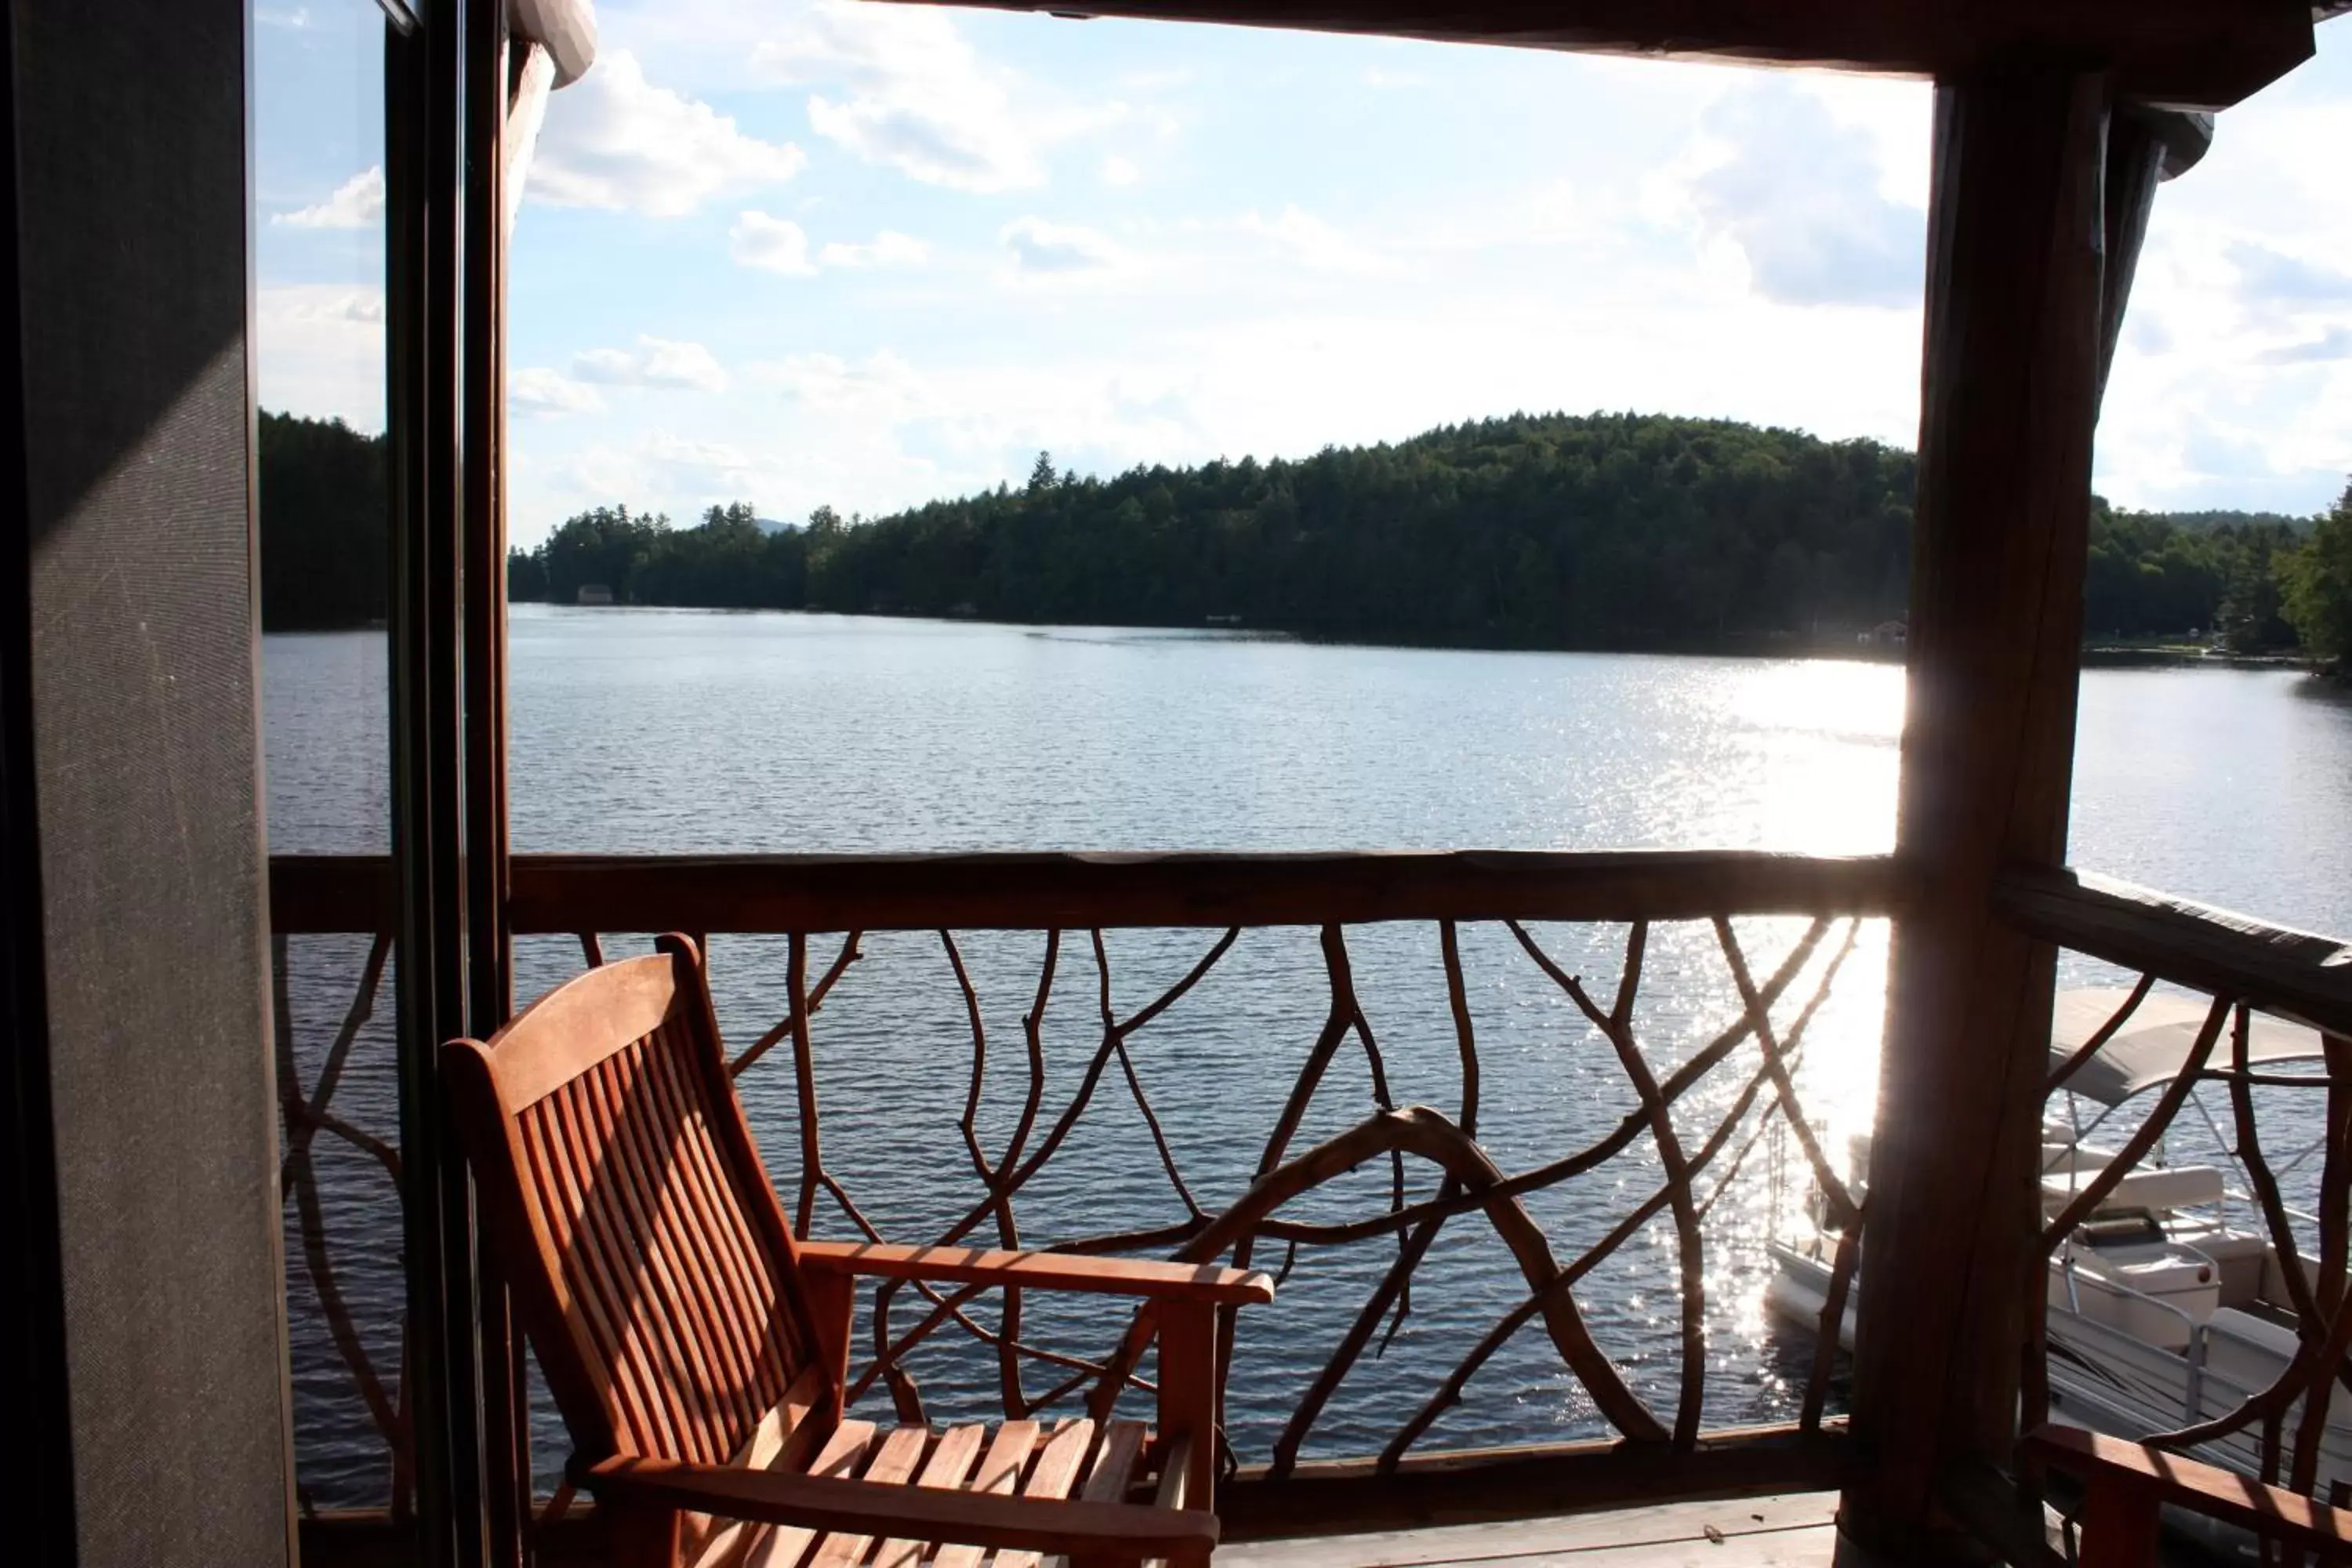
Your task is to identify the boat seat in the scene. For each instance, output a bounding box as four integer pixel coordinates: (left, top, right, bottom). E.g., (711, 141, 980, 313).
(2207, 1305, 2299, 1360)
(2042, 1163, 2224, 1217)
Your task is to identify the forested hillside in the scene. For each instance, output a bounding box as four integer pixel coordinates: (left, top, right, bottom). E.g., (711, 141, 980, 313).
(506, 413, 2324, 654)
(257, 408, 2337, 657)
(257, 412, 386, 630)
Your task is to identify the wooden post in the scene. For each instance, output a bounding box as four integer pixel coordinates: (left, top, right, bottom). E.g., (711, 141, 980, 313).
(1841, 56, 2112, 1565)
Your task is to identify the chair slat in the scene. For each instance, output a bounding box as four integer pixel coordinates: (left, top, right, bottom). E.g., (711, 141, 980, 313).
(644, 1039, 791, 1414)
(1152, 1436, 1190, 1512)
(543, 1076, 693, 1459)
(596, 1047, 750, 1453)
(802, 1425, 933, 1568)
(871, 1423, 990, 1568)
(1080, 1421, 1147, 1504)
(521, 1093, 668, 1455)
(736, 1420, 878, 1568)
(994, 1420, 1098, 1568)
(630, 1038, 771, 1435)
(934, 1422, 1044, 1568)
(684, 1374, 837, 1568)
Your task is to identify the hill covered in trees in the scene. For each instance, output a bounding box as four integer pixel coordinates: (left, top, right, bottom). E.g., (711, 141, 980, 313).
(257, 412, 386, 631)
(256, 407, 2341, 659)
(503, 412, 2328, 656)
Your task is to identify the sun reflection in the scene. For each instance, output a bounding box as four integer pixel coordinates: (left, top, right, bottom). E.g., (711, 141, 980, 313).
(1714, 659, 1906, 855)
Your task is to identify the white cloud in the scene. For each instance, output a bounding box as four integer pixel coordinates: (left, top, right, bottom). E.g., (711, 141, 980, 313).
(1001, 217, 1121, 274)
(752, 0, 1114, 193)
(2256, 325, 2352, 365)
(818, 230, 929, 269)
(1678, 79, 1925, 310)
(1227, 207, 1385, 274)
(256, 5, 312, 27)
(751, 350, 934, 422)
(2230, 243, 2352, 307)
(571, 336, 731, 393)
(533, 50, 804, 216)
(255, 285, 385, 429)
(733, 213, 928, 274)
(2088, 63, 2352, 514)
(731, 211, 817, 275)
(1100, 155, 1140, 188)
(510, 368, 607, 419)
(274, 165, 384, 230)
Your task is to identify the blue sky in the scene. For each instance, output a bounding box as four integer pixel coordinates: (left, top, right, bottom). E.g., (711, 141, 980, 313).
(256, 2, 2352, 548)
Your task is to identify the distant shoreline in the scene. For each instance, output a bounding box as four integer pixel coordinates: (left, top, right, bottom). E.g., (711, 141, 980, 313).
(479, 601, 2321, 672)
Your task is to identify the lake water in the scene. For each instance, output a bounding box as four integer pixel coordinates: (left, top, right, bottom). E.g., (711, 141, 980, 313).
(263, 607, 2352, 1508)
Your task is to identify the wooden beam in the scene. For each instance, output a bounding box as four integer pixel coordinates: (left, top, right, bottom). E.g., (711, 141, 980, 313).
(2026, 1425, 2352, 1559)
(1218, 1423, 1849, 1541)
(268, 848, 1907, 935)
(903, 1, 2318, 112)
(292, 1428, 1848, 1566)
(2097, 111, 2169, 401)
(1994, 866, 2352, 1037)
(1843, 55, 2112, 1566)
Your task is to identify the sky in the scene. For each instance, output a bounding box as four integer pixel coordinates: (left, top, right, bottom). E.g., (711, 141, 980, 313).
(255, 2, 2352, 549)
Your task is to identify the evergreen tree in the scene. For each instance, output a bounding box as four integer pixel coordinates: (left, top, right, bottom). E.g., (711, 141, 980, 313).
(2280, 481, 2352, 666)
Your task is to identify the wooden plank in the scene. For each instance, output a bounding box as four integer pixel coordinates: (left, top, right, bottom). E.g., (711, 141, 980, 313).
(891, 0, 2314, 111)
(590, 1453, 1222, 1563)
(800, 1240, 1275, 1305)
(1218, 1424, 1849, 1541)
(294, 1491, 1839, 1568)
(1846, 53, 2113, 1566)
(873, 1423, 990, 1568)
(935, 1421, 1045, 1568)
(803, 1425, 933, 1568)
(999, 1421, 1102, 1568)
(1156, 1304, 1218, 1512)
(1994, 865, 2352, 1037)
(1216, 1491, 1839, 1567)
(1083, 1421, 1149, 1504)
(2027, 1425, 2352, 1559)
(738, 1421, 877, 1568)
(270, 848, 1908, 935)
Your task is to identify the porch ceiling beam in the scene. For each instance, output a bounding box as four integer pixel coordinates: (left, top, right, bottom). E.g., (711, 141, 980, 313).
(898, 0, 2320, 112)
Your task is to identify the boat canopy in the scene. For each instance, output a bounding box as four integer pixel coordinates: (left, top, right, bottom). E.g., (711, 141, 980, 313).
(2051, 988, 2330, 1106)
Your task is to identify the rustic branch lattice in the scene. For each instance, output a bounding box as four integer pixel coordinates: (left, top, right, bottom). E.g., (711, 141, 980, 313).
(273, 909, 1870, 1509)
(2027, 978, 2352, 1503)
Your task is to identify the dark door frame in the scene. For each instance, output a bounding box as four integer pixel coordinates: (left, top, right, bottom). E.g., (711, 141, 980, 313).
(384, 1, 518, 1563)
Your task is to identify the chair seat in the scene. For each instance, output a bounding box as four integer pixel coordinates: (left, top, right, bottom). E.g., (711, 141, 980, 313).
(688, 1415, 1158, 1568)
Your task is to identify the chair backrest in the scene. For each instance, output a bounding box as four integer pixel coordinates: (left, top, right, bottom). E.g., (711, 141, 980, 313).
(444, 935, 824, 1466)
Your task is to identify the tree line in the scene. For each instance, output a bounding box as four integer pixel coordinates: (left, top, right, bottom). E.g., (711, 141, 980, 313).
(259, 408, 2348, 663)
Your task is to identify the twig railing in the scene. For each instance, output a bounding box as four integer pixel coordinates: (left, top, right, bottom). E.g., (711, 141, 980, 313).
(1990, 866, 2352, 1536)
(274, 849, 1895, 1529)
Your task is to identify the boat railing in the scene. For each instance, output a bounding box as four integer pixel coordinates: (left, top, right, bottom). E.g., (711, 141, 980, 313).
(270, 848, 1900, 1549)
(1993, 865, 2352, 1502)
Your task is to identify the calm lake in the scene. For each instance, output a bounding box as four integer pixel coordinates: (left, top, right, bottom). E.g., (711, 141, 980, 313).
(263, 606, 2352, 1507)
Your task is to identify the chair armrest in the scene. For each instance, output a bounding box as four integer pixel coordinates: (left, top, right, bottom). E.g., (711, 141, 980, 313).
(798, 1240, 1273, 1305)
(584, 1455, 1219, 1559)
(2026, 1424, 2352, 1555)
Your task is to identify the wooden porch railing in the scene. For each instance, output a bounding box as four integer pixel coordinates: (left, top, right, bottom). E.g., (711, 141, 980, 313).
(274, 850, 2352, 1560)
(274, 848, 1899, 1547)
(1934, 869, 2352, 1562)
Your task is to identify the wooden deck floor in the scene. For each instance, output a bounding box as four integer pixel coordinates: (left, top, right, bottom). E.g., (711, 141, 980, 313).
(1218, 1493, 1838, 1567)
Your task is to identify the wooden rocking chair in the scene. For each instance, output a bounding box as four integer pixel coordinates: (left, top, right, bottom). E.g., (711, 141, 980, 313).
(445, 935, 1273, 1566)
